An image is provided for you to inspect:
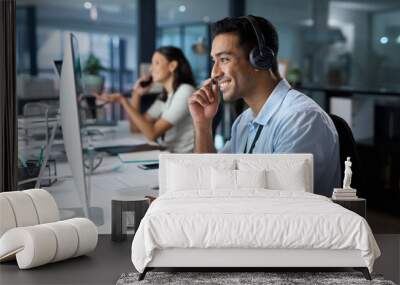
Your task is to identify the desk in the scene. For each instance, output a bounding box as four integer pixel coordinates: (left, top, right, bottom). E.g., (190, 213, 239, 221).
(44, 121, 159, 234)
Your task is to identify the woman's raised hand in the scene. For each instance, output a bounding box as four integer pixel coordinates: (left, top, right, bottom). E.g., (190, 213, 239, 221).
(132, 75, 153, 97)
(94, 92, 124, 103)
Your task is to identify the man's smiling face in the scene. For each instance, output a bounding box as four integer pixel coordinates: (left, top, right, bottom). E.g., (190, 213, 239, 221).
(210, 32, 257, 102)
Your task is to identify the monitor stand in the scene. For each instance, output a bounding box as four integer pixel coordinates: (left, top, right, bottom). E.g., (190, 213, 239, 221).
(34, 111, 91, 218)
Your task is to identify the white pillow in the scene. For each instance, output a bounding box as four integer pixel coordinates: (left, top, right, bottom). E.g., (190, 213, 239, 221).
(168, 163, 209, 191)
(211, 168, 267, 190)
(167, 160, 235, 192)
(266, 162, 307, 191)
(211, 168, 236, 190)
(236, 169, 267, 189)
(237, 159, 309, 192)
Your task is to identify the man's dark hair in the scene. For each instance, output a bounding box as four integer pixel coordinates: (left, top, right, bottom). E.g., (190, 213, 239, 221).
(211, 15, 279, 76)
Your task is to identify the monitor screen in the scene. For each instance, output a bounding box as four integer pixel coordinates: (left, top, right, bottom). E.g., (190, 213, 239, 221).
(71, 35, 84, 98)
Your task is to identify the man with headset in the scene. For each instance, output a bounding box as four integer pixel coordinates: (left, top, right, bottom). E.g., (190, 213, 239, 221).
(188, 15, 340, 197)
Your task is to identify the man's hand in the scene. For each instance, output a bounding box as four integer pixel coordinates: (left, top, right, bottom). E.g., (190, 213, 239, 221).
(188, 78, 220, 127)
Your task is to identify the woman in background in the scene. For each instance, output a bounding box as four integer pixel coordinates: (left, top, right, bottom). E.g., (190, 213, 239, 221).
(96, 46, 196, 153)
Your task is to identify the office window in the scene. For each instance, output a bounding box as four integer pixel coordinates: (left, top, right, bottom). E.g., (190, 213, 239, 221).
(16, 0, 138, 192)
(17, 0, 137, 90)
(246, 0, 313, 84)
(371, 10, 400, 90)
(157, 25, 209, 85)
(247, 0, 400, 92)
(247, 0, 400, 214)
(91, 34, 111, 70)
(37, 28, 62, 73)
(124, 35, 137, 88)
(157, 27, 181, 47)
(183, 25, 209, 85)
(156, 0, 229, 85)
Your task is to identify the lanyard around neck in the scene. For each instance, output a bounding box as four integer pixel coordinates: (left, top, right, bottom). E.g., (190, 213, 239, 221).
(243, 124, 264, 154)
(243, 86, 292, 154)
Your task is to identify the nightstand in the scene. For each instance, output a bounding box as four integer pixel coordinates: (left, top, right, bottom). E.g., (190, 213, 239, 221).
(111, 197, 149, 242)
(332, 198, 366, 218)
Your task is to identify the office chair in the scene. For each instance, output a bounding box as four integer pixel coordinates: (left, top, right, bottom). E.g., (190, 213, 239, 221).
(329, 114, 364, 194)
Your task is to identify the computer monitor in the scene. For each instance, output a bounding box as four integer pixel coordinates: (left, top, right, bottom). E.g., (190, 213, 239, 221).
(59, 33, 89, 218)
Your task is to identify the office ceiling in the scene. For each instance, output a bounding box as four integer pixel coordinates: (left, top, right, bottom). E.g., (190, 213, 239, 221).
(16, 0, 400, 28)
(17, 0, 136, 26)
(331, 0, 400, 12)
(17, 0, 136, 11)
(156, 0, 229, 25)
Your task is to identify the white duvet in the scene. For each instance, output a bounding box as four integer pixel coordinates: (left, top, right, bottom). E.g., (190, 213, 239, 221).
(131, 190, 380, 273)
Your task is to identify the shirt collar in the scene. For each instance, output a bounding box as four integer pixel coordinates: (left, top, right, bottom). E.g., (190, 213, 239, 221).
(252, 78, 291, 126)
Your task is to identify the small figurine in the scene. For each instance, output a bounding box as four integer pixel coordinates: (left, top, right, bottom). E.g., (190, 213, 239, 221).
(332, 157, 357, 199)
(343, 157, 353, 189)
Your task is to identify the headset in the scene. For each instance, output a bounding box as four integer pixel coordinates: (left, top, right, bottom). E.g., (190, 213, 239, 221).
(242, 15, 275, 70)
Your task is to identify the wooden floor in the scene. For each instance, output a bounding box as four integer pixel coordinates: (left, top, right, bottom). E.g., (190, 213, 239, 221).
(367, 207, 400, 234)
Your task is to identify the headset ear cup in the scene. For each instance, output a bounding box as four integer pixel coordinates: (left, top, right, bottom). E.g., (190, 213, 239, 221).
(249, 46, 274, 70)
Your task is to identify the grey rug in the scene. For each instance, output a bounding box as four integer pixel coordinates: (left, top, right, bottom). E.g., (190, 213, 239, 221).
(116, 271, 396, 285)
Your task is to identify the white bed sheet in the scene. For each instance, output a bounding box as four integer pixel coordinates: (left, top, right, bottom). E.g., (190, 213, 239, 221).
(131, 190, 380, 273)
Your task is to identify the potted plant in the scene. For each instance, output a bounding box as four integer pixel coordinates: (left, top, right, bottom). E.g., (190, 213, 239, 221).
(82, 53, 107, 95)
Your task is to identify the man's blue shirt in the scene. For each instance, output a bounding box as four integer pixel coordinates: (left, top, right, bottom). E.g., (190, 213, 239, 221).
(221, 79, 341, 196)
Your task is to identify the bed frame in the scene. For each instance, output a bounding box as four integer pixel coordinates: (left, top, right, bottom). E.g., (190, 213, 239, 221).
(137, 154, 371, 281)
(139, 248, 371, 280)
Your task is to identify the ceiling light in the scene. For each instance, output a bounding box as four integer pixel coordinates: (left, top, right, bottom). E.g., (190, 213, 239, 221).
(379, 36, 388, 44)
(396, 35, 400, 44)
(178, 5, 186, 12)
(84, 1, 92, 10)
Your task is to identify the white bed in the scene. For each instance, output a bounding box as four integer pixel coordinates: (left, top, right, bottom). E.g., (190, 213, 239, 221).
(131, 154, 380, 280)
